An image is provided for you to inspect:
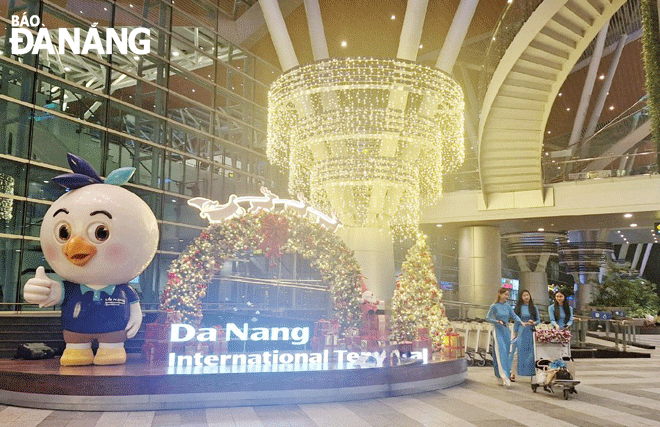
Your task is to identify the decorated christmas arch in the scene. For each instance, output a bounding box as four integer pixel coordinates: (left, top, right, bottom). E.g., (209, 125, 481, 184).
(160, 194, 363, 333)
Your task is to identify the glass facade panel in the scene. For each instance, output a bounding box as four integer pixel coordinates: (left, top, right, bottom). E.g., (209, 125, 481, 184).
(31, 114, 104, 170)
(0, 237, 21, 308)
(106, 134, 164, 189)
(0, 59, 36, 104)
(0, 158, 27, 196)
(26, 165, 66, 201)
(0, 98, 32, 158)
(162, 193, 205, 227)
(41, 5, 112, 60)
(166, 120, 212, 158)
(23, 201, 49, 238)
(0, 198, 24, 236)
(168, 65, 214, 109)
(111, 69, 168, 112)
(0, 0, 284, 312)
(35, 74, 106, 126)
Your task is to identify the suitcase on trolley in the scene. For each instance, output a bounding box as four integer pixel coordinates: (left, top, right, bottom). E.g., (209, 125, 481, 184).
(531, 330, 580, 400)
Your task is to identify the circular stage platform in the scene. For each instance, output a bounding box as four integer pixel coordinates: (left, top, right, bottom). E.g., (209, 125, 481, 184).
(0, 355, 467, 411)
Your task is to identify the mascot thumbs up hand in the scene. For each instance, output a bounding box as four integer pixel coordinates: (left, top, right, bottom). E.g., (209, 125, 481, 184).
(24, 266, 62, 308)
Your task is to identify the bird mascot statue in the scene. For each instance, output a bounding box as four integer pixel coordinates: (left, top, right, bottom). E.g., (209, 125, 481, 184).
(24, 153, 159, 366)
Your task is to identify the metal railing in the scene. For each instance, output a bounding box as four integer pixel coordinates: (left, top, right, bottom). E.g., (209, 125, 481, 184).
(571, 316, 648, 352)
(543, 100, 653, 183)
(478, 0, 544, 102)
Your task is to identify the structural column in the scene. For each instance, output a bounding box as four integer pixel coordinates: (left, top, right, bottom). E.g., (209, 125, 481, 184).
(503, 232, 566, 305)
(337, 227, 395, 306)
(519, 271, 550, 304)
(458, 226, 501, 316)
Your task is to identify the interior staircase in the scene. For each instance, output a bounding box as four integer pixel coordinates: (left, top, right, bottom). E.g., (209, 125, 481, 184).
(479, 0, 627, 205)
(0, 313, 157, 359)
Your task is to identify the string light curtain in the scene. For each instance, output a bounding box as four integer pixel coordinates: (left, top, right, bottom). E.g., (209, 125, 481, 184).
(0, 173, 14, 221)
(267, 57, 465, 235)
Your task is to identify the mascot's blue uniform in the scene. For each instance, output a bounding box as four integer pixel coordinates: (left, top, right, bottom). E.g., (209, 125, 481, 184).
(61, 281, 139, 334)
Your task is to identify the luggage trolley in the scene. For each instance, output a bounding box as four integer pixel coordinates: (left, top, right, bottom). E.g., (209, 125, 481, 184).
(531, 330, 580, 400)
(467, 320, 493, 366)
(463, 321, 480, 366)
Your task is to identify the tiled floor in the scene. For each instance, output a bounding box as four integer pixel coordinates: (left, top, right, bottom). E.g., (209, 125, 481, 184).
(2, 338, 660, 427)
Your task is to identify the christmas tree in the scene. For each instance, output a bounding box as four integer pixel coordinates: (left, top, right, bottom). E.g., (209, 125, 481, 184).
(390, 233, 448, 351)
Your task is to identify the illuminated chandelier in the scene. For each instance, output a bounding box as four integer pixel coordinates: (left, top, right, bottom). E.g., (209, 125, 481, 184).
(267, 57, 465, 234)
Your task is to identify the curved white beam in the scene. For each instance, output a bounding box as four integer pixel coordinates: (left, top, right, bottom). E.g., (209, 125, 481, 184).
(570, 21, 609, 153)
(436, 0, 479, 74)
(303, 0, 329, 60)
(397, 0, 429, 61)
(584, 34, 628, 139)
(260, 0, 299, 71)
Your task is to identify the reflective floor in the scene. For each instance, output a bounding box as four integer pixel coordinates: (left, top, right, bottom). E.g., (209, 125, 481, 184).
(2, 335, 660, 427)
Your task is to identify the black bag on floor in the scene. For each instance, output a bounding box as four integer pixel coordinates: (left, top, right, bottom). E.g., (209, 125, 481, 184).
(14, 343, 56, 360)
(555, 367, 573, 380)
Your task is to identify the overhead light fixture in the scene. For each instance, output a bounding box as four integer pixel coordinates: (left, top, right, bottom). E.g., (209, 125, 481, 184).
(631, 223, 638, 227)
(609, 106, 614, 110)
(558, 92, 562, 97)
(566, 107, 570, 111)
(599, 74, 605, 80)
(267, 57, 465, 236)
(538, 228, 545, 232)
(436, 224, 442, 227)
(419, 44, 423, 49)
(624, 213, 632, 218)
(391, 14, 396, 20)
(341, 41, 347, 48)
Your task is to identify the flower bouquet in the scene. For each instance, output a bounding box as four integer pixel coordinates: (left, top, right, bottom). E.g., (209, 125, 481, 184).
(535, 328, 572, 344)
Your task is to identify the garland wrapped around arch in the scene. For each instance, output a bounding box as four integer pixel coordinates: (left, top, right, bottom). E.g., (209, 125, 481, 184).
(160, 209, 363, 334)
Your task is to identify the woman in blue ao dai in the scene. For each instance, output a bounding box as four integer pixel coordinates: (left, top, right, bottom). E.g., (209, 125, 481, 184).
(486, 287, 522, 387)
(549, 290, 573, 330)
(512, 290, 540, 380)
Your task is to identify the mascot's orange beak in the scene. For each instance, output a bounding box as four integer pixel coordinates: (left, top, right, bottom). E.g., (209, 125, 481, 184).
(63, 235, 97, 266)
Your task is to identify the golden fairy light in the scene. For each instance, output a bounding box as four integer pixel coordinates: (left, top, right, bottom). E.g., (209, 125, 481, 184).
(267, 57, 465, 234)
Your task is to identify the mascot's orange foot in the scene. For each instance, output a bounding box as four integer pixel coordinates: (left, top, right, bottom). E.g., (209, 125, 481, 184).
(94, 347, 127, 365)
(60, 348, 94, 366)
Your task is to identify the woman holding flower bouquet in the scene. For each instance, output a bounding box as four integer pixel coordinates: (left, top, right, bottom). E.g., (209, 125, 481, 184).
(549, 290, 573, 330)
(486, 287, 522, 387)
(511, 290, 540, 380)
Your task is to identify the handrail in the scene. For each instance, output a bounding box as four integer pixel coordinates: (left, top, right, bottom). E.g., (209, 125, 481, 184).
(478, 0, 544, 102)
(572, 315, 651, 352)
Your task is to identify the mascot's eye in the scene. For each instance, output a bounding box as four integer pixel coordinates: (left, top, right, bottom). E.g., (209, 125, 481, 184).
(56, 222, 71, 243)
(88, 223, 110, 243)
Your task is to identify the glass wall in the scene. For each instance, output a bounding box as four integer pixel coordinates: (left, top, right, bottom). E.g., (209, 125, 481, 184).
(0, 0, 286, 310)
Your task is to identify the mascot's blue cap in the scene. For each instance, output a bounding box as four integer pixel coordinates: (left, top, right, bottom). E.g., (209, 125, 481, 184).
(52, 153, 135, 190)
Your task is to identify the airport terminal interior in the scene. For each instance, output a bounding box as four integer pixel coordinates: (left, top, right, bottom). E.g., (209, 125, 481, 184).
(2, 0, 660, 425)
